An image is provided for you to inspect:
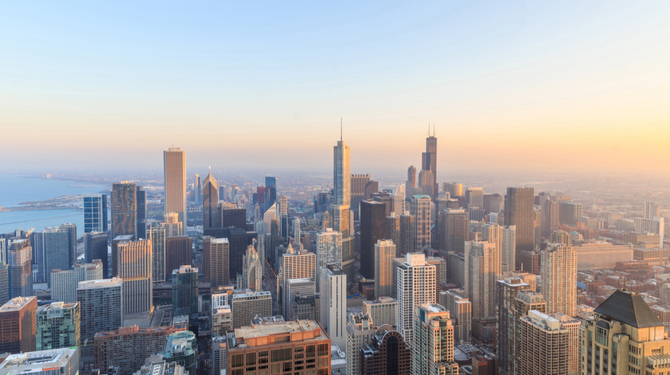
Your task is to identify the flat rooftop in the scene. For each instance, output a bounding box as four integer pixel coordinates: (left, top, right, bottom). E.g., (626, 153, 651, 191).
(77, 277, 122, 289)
(0, 348, 77, 372)
(232, 320, 327, 349)
(0, 296, 36, 312)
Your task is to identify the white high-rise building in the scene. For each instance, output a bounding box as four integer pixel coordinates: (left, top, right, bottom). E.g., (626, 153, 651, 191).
(346, 312, 376, 375)
(464, 241, 498, 319)
(163, 147, 187, 224)
(363, 297, 397, 328)
(51, 261, 103, 303)
(396, 253, 436, 344)
(316, 229, 342, 268)
(319, 264, 347, 350)
(392, 184, 405, 216)
(541, 244, 576, 317)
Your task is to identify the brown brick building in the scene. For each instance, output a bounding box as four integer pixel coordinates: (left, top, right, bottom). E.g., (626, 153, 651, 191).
(0, 296, 37, 354)
(361, 325, 410, 375)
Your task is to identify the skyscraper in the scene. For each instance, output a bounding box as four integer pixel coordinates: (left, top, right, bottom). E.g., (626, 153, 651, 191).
(504, 187, 535, 256)
(283, 278, 315, 320)
(84, 232, 108, 277)
(35, 227, 69, 286)
(83, 194, 108, 234)
(76, 278, 123, 342)
(51, 261, 103, 303)
(438, 209, 469, 254)
(319, 264, 347, 350)
(59, 223, 77, 270)
(332, 132, 353, 279)
(317, 229, 342, 268)
(558, 201, 582, 226)
(346, 312, 376, 375)
(351, 173, 370, 217)
(644, 201, 661, 219)
(361, 324, 411, 375)
(420, 129, 438, 200)
(398, 213, 415, 255)
(117, 239, 153, 314)
(136, 186, 147, 239)
(239, 245, 262, 292)
(202, 168, 220, 229)
(464, 241, 498, 319)
(396, 253, 436, 344)
(8, 239, 32, 299)
(0, 296, 37, 354)
(406, 165, 417, 198)
(466, 187, 484, 209)
(112, 181, 137, 239)
(518, 311, 580, 375)
(36, 302, 80, 350)
(411, 195, 432, 250)
(496, 277, 534, 374)
(264, 176, 277, 211)
(360, 200, 387, 279)
(374, 239, 396, 298)
(163, 147, 187, 224)
(194, 173, 201, 204)
(231, 290, 272, 329)
(149, 226, 167, 283)
(171, 265, 198, 318)
(411, 304, 459, 375)
(208, 238, 230, 289)
(541, 244, 576, 317)
(165, 236, 192, 279)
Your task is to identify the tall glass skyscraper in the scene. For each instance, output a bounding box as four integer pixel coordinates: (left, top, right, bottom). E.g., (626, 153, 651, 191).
(83, 194, 108, 234)
(136, 186, 147, 239)
(111, 182, 137, 239)
(332, 133, 353, 279)
(163, 147, 187, 224)
(264, 176, 276, 212)
(202, 168, 219, 229)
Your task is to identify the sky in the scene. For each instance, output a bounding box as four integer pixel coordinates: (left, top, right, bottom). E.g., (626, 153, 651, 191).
(1, 1, 669, 178)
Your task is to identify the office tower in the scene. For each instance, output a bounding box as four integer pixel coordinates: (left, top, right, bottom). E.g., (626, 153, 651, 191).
(83, 194, 108, 234)
(36, 227, 69, 287)
(291, 294, 321, 321)
(558, 201, 582, 226)
(332, 134, 353, 279)
(411, 304, 459, 375)
(264, 176, 277, 211)
(406, 165, 417, 198)
(518, 311, 579, 375)
(212, 305, 232, 336)
(0, 263, 8, 306)
(84, 232, 108, 277)
(541, 199, 560, 237)
(421, 129, 438, 199)
(36, 302, 79, 350)
(117, 239, 152, 314)
(163, 147, 187, 225)
(77, 278, 123, 341)
(363, 297, 398, 328)
(444, 182, 464, 198)
(360, 200, 386, 278)
(0, 238, 7, 266)
(93, 325, 185, 375)
(194, 174, 201, 204)
(281, 246, 317, 288)
(504, 187, 535, 255)
(439, 289, 472, 343)
(112, 181, 137, 239)
(226, 320, 331, 375)
(374, 240, 396, 298)
(644, 201, 661, 219)
(396, 253, 436, 344)
(466, 187, 484, 209)
(541, 244, 576, 316)
(221, 207, 247, 229)
(361, 324, 410, 375)
(283, 278, 315, 320)
(425, 256, 446, 300)
(483, 193, 503, 214)
(583, 290, 670, 375)
(319, 264, 347, 350)
(391, 184, 406, 217)
(57, 223, 77, 269)
(162, 212, 183, 237)
(464, 241, 498, 319)
(162, 331, 196, 375)
(202, 168, 220, 229)
(239, 245, 262, 292)
(351, 173, 370, 215)
(346, 313, 376, 375)
(231, 290, 272, 329)
(501, 225, 516, 273)
(211, 337, 227, 375)
(111, 236, 134, 276)
(411, 195, 432, 250)
(496, 277, 534, 373)
(398, 213, 415, 255)
(292, 217, 301, 244)
(208, 238, 230, 289)
(165, 236, 192, 280)
(0, 347, 80, 375)
(51, 261, 103, 303)
(0, 296, 37, 354)
(438, 209, 468, 253)
(480, 223, 504, 277)
(147, 226, 166, 283)
(386, 214, 400, 247)
(136, 186, 147, 238)
(171, 265, 198, 319)
(8, 239, 32, 299)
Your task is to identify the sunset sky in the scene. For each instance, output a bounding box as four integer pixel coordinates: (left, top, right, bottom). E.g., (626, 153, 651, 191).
(1, 1, 669, 177)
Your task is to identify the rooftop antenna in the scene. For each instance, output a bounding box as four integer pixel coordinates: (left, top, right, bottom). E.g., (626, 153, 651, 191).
(340, 118, 343, 142)
(433, 123, 436, 137)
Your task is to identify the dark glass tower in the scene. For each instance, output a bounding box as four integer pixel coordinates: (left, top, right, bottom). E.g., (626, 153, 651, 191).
(136, 186, 147, 239)
(360, 200, 387, 279)
(264, 176, 277, 212)
(504, 187, 535, 261)
(111, 182, 137, 239)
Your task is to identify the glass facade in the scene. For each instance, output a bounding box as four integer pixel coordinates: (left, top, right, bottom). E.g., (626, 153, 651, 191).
(83, 194, 108, 234)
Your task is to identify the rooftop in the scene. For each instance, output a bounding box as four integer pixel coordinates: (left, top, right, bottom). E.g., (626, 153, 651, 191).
(594, 289, 663, 328)
(77, 277, 122, 289)
(0, 348, 78, 373)
(0, 296, 36, 312)
(231, 320, 327, 349)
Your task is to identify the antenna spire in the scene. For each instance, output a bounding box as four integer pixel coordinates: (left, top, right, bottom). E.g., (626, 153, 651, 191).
(433, 123, 436, 137)
(341, 118, 342, 142)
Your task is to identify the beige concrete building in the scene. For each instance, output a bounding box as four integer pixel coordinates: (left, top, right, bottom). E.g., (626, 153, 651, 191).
(117, 239, 153, 314)
(362, 297, 397, 328)
(464, 241, 498, 319)
(163, 147, 187, 224)
(439, 289, 471, 344)
(51, 260, 103, 303)
(374, 239, 395, 298)
(411, 304, 459, 375)
(346, 313, 376, 375)
(541, 244, 576, 317)
(208, 238, 230, 289)
(411, 195, 432, 250)
(518, 310, 580, 375)
(396, 253, 436, 345)
(573, 241, 633, 270)
(231, 290, 272, 329)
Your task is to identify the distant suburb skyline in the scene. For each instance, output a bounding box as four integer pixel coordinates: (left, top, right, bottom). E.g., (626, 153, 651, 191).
(1, 2, 669, 175)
